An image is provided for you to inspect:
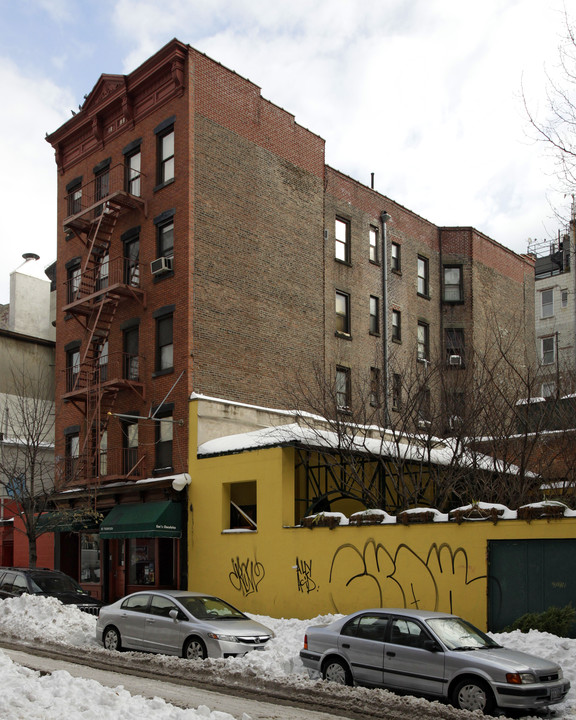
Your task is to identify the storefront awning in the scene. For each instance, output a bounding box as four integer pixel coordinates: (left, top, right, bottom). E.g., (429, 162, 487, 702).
(37, 510, 101, 533)
(99, 501, 182, 539)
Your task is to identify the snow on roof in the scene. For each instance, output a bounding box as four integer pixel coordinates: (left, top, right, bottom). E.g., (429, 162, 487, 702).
(197, 422, 522, 474)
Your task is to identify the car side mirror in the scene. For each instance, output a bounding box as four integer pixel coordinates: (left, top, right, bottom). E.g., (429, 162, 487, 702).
(423, 639, 441, 652)
(169, 608, 179, 622)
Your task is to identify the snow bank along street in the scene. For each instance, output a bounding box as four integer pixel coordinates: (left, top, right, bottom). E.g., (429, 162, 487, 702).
(0, 594, 575, 719)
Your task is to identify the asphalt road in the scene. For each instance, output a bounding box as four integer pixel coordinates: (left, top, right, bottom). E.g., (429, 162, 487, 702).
(0, 639, 480, 720)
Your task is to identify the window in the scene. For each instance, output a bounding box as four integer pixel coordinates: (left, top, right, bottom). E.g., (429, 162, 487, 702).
(335, 217, 350, 263)
(99, 431, 108, 477)
(391, 242, 401, 272)
(66, 259, 81, 303)
(126, 149, 141, 197)
(96, 252, 109, 291)
(123, 232, 140, 286)
(417, 322, 429, 361)
(369, 226, 379, 263)
(158, 218, 174, 259)
(370, 367, 380, 407)
(123, 325, 139, 380)
(154, 309, 174, 372)
(226, 481, 257, 530)
(95, 340, 108, 382)
(122, 420, 138, 474)
(392, 309, 401, 342)
(64, 429, 79, 481)
(562, 289, 568, 308)
(541, 336, 555, 365)
(369, 296, 379, 334)
(417, 256, 429, 296)
(540, 289, 554, 318)
(155, 414, 173, 470)
(80, 534, 101, 583)
(66, 177, 82, 216)
(542, 382, 556, 398)
(94, 170, 109, 215)
(443, 266, 463, 302)
(392, 373, 402, 411)
(336, 366, 351, 409)
(66, 344, 80, 391)
(335, 291, 350, 335)
(156, 119, 175, 186)
(417, 387, 431, 426)
(445, 328, 465, 366)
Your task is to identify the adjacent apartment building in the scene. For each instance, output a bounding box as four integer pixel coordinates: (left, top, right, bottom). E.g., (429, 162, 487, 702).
(46, 39, 535, 602)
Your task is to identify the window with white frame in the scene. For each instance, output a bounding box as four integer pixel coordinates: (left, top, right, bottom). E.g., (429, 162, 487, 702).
(540, 289, 554, 318)
(335, 217, 350, 263)
(392, 309, 401, 341)
(417, 321, 429, 361)
(369, 295, 379, 334)
(336, 366, 351, 409)
(417, 256, 429, 297)
(562, 289, 568, 308)
(336, 290, 350, 334)
(542, 382, 556, 398)
(391, 242, 401, 272)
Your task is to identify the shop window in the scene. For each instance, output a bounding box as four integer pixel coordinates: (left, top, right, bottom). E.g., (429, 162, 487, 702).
(129, 538, 156, 585)
(225, 481, 257, 531)
(80, 533, 101, 583)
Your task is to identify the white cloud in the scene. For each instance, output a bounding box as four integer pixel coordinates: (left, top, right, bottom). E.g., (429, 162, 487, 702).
(0, 57, 73, 303)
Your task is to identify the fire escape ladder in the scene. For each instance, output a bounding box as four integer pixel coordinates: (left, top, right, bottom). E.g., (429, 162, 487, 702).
(79, 201, 122, 293)
(82, 384, 119, 481)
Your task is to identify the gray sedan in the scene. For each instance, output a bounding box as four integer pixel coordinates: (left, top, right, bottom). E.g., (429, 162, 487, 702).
(96, 590, 274, 659)
(300, 608, 570, 714)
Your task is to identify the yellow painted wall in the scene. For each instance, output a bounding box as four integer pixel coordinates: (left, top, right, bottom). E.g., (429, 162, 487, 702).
(188, 404, 576, 628)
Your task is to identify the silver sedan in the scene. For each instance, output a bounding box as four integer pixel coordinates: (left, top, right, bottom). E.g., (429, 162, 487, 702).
(300, 608, 570, 714)
(96, 590, 274, 659)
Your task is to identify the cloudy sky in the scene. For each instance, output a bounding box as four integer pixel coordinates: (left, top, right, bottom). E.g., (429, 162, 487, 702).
(0, 0, 571, 303)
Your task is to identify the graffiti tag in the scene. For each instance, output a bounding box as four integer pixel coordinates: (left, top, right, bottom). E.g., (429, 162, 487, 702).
(229, 556, 265, 596)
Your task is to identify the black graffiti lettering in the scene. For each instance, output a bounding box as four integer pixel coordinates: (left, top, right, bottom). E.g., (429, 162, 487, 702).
(229, 556, 265, 596)
(296, 557, 317, 593)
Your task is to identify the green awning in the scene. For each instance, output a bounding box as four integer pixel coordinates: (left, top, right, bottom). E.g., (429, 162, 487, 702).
(37, 510, 101, 533)
(99, 501, 182, 539)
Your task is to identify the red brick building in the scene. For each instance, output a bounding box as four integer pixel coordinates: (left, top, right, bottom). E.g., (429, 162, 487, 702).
(46, 39, 535, 601)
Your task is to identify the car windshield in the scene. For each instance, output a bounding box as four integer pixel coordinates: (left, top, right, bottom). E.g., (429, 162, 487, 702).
(179, 596, 247, 620)
(29, 573, 85, 595)
(426, 617, 501, 650)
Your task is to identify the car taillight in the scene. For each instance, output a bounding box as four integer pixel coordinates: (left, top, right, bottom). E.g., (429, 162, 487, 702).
(303, 634, 308, 650)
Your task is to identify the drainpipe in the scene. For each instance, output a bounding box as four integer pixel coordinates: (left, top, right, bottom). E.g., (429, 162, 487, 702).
(381, 211, 392, 427)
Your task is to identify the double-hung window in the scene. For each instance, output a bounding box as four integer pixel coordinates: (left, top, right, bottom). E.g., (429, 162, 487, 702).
(417, 321, 429, 361)
(541, 336, 555, 365)
(153, 306, 175, 373)
(93, 158, 110, 216)
(335, 366, 351, 409)
(122, 227, 140, 287)
(65, 342, 81, 391)
(336, 291, 350, 335)
(122, 420, 138, 474)
(335, 217, 350, 263)
(154, 405, 174, 470)
(64, 427, 80, 481)
(369, 296, 379, 334)
(123, 138, 142, 197)
(445, 328, 465, 366)
(391, 242, 401, 272)
(392, 309, 401, 342)
(66, 177, 82, 217)
(66, 258, 81, 303)
(417, 256, 429, 297)
(123, 323, 140, 381)
(370, 367, 380, 407)
(369, 226, 379, 263)
(443, 266, 463, 302)
(540, 289, 554, 318)
(155, 117, 175, 186)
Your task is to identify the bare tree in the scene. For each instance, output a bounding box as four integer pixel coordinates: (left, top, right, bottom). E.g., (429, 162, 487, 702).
(0, 363, 57, 567)
(524, 12, 576, 205)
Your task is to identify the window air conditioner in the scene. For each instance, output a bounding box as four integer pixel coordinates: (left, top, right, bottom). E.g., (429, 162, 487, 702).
(151, 256, 173, 275)
(448, 354, 462, 366)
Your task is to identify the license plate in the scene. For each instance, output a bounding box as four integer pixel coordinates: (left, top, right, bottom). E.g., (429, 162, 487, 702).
(551, 687, 562, 700)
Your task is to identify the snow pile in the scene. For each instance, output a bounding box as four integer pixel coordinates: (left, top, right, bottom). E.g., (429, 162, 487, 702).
(0, 595, 575, 718)
(0, 651, 248, 720)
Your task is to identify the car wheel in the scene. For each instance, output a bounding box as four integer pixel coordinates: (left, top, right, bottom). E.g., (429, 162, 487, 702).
(103, 626, 122, 652)
(451, 677, 495, 714)
(183, 636, 207, 660)
(322, 657, 352, 686)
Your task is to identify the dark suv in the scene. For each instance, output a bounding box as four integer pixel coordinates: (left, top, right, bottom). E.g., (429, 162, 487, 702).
(0, 567, 103, 615)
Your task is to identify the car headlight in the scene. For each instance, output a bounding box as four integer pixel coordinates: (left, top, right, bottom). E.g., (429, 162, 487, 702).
(207, 632, 238, 642)
(506, 672, 537, 684)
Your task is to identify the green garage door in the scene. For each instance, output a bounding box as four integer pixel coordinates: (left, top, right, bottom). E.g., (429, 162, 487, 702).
(488, 539, 576, 636)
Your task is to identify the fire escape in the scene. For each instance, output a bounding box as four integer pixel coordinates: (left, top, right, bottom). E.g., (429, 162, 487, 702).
(62, 163, 146, 485)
